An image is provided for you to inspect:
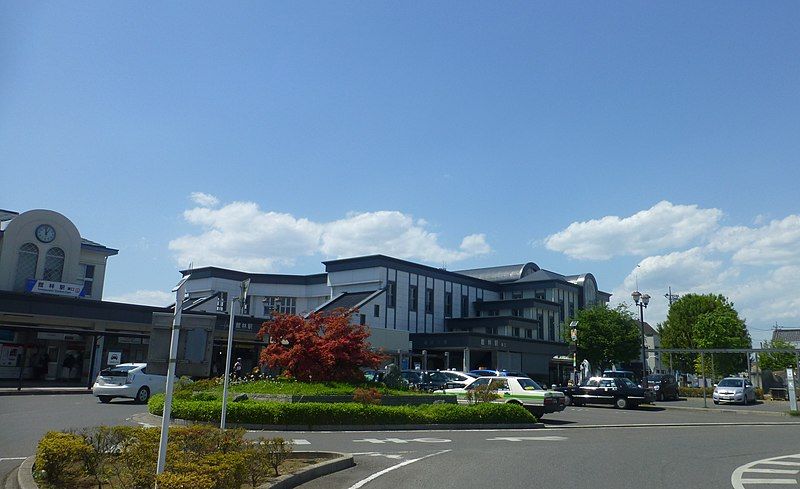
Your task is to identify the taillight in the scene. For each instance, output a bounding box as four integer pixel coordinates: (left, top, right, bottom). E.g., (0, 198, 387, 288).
(544, 397, 556, 405)
(126, 374, 134, 384)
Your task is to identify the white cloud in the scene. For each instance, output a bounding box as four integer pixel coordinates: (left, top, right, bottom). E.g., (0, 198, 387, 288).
(169, 199, 492, 272)
(105, 289, 173, 306)
(544, 201, 722, 260)
(718, 215, 800, 266)
(190, 192, 220, 207)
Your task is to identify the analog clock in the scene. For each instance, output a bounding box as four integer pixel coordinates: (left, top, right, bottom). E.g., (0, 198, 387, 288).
(35, 224, 56, 243)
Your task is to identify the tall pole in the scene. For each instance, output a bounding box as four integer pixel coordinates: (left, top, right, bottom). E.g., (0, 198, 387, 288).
(639, 302, 647, 388)
(221, 279, 249, 430)
(157, 275, 190, 477)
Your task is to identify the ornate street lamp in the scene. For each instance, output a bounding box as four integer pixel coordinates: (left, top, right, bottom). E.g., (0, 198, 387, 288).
(632, 291, 651, 388)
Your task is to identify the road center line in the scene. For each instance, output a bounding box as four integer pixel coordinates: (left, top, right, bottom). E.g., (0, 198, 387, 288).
(347, 450, 451, 489)
(0, 457, 27, 462)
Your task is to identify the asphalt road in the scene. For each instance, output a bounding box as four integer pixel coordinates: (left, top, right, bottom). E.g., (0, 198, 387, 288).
(3, 394, 800, 489)
(0, 393, 142, 483)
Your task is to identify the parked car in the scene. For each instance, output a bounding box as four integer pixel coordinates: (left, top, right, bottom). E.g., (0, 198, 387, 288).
(602, 370, 638, 383)
(713, 377, 756, 405)
(439, 370, 477, 388)
(563, 376, 655, 409)
(469, 369, 522, 377)
(92, 363, 169, 404)
(445, 376, 566, 418)
(401, 370, 450, 392)
(646, 374, 680, 401)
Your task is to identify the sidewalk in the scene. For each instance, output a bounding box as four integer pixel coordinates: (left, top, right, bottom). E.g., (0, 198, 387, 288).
(0, 381, 92, 396)
(651, 396, 798, 416)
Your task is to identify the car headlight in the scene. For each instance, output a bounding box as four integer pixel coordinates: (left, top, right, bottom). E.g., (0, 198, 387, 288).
(654, 385, 660, 390)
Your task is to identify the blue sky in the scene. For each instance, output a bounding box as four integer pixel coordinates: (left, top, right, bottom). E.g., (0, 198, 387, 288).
(2, 2, 799, 344)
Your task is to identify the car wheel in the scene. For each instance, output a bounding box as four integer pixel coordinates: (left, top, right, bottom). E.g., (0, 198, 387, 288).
(136, 387, 150, 404)
(98, 396, 113, 404)
(657, 392, 664, 402)
(614, 397, 628, 409)
(564, 395, 572, 406)
(713, 400, 719, 405)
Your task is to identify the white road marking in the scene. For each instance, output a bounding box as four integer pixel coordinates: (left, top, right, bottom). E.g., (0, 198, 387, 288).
(347, 450, 451, 489)
(486, 436, 567, 442)
(732, 453, 800, 488)
(291, 439, 311, 445)
(0, 457, 27, 462)
(353, 437, 451, 444)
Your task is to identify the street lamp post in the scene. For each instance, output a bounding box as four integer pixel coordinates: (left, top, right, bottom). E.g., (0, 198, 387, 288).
(631, 291, 650, 388)
(221, 279, 249, 430)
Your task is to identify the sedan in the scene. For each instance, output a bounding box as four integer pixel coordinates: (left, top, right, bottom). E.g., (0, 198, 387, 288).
(713, 377, 756, 405)
(92, 363, 168, 404)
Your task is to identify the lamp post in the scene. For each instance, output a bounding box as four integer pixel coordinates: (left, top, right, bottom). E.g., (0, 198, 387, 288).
(631, 291, 650, 388)
(221, 279, 249, 430)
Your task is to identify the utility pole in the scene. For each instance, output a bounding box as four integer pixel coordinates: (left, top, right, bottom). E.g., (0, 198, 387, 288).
(664, 287, 679, 307)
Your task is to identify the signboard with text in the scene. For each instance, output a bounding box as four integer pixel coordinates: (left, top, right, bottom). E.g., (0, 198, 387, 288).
(26, 279, 85, 298)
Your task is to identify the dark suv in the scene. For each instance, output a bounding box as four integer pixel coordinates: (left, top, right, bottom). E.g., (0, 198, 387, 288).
(645, 374, 679, 401)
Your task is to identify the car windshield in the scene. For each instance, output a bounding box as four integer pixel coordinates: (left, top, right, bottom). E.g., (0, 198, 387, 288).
(403, 372, 422, 382)
(100, 366, 138, 376)
(646, 375, 667, 382)
(516, 378, 544, 391)
(718, 379, 744, 387)
(620, 378, 638, 388)
(425, 372, 448, 382)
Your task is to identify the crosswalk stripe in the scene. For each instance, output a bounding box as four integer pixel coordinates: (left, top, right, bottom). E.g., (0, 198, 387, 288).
(744, 469, 800, 474)
(760, 461, 800, 467)
(739, 479, 797, 484)
(292, 439, 311, 445)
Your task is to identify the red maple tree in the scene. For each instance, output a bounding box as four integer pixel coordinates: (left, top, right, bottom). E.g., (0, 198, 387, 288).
(257, 309, 384, 382)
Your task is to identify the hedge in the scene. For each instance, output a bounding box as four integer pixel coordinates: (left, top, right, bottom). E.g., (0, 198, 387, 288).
(183, 378, 421, 397)
(149, 395, 536, 425)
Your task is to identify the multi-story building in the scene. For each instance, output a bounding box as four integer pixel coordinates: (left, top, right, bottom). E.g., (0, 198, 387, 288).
(182, 255, 610, 384)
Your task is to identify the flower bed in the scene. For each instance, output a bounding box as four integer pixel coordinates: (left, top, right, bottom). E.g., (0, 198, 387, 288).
(149, 395, 537, 426)
(33, 425, 314, 489)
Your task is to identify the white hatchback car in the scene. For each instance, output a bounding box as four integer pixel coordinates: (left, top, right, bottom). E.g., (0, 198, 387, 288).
(92, 363, 168, 404)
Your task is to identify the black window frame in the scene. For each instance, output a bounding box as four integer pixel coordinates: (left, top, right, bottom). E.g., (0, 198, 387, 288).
(387, 281, 396, 308)
(461, 295, 469, 318)
(409, 285, 418, 312)
(444, 291, 453, 317)
(425, 288, 434, 314)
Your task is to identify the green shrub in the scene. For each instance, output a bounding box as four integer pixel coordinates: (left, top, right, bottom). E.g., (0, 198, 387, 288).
(155, 471, 215, 489)
(264, 437, 292, 476)
(465, 384, 500, 404)
(170, 452, 246, 489)
(679, 386, 765, 400)
(353, 387, 382, 405)
(150, 397, 536, 425)
(34, 431, 92, 487)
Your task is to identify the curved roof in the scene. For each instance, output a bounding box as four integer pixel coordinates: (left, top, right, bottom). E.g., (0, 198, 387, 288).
(455, 262, 540, 283)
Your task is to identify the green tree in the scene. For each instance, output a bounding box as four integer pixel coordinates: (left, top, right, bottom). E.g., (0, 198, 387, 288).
(564, 304, 641, 371)
(758, 339, 799, 372)
(660, 293, 751, 377)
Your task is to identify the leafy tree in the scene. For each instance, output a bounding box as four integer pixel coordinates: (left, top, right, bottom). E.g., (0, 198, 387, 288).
(660, 293, 751, 377)
(758, 339, 799, 372)
(564, 304, 641, 371)
(257, 309, 384, 382)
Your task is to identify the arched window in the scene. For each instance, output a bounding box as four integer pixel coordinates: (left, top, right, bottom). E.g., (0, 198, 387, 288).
(43, 247, 65, 282)
(14, 243, 39, 291)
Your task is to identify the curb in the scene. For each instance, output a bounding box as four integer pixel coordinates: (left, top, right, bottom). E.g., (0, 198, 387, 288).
(645, 403, 793, 417)
(266, 452, 354, 489)
(0, 389, 92, 396)
(16, 457, 35, 489)
(13, 452, 353, 489)
(134, 412, 545, 431)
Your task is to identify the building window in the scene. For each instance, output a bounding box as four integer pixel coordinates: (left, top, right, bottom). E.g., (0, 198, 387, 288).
(409, 285, 418, 312)
(425, 288, 434, 314)
(387, 281, 396, 308)
(263, 296, 297, 315)
(512, 290, 523, 299)
(512, 327, 520, 337)
(525, 329, 533, 339)
(461, 295, 469, 318)
(487, 309, 499, 317)
(534, 289, 546, 300)
(569, 302, 575, 318)
(374, 304, 380, 317)
(548, 311, 556, 341)
(78, 264, 95, 297)
(444, 291, 453, 317)
(359, 314, 366, 325)
(511, 308, 522, 317)
(43, 247, 65, 282)
(487, 326, 498, 335)
(537, 310, 544, 339)
(217, 292, 228, 312)
(14, 243, 39, 291)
